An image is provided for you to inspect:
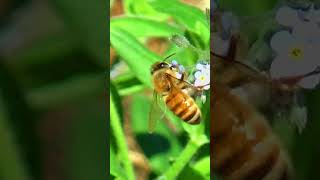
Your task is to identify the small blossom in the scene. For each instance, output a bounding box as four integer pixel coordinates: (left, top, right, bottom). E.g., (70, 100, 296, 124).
(169, 60, 184, 79)
(275, 4, 320, 45)
(194, 70, 210, 90)
(194, 62, 210, 90)
(270, 30, 320, 89)
(171, 60, 178, 66)
(196, 62, 210, 75)
(271, 4, 320, 89)
(178, 65, 185, 73)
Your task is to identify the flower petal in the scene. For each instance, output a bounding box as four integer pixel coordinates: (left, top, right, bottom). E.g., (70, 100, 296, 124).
(292, 21, 320, 46)
(194, 71, 202, 78)
(196, 63, 204, 71)
(178, 65, 185, 73)
(171, 60, 178, 66)
(194, 79, 202, 86)
(298, 74, 320, 89)
(270, 54, 316, 78)
(276, 6, 300, 27)
(175, 72, 182, 79)
(270, 31, 295, 53)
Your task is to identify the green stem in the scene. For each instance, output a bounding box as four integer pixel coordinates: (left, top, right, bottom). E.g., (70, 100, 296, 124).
(110, 93, 135, 180)
(159, 139, 204, 180)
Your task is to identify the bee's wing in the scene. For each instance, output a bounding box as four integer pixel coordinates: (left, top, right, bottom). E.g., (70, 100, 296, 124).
(148, 91, 166, 133)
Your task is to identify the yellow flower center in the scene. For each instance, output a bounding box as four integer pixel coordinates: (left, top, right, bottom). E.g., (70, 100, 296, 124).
(200, 76, 206, 81)
(289, 47, 303, 60)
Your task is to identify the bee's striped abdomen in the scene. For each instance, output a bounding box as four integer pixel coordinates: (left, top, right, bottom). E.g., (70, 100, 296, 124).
(164, 91, 201, 124)
(212, 85, 293, 180)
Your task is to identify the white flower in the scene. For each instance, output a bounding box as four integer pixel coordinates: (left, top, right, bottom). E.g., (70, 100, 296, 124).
(194, 70, 210, 90)
(196, 62, 210, 75)
(276, 5, 320, 40)
(171, 60, 178, 67)
(270, 30, 320, 88)
(170, 60, 185, 79)
(276, 5, 320, 39)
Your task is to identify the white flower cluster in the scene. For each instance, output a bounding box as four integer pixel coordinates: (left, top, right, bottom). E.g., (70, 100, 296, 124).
(169, 60, 210, 103)
(170, 60, 185, 79)
(270, 5, 320, 89)
(194, 63, 210, 90)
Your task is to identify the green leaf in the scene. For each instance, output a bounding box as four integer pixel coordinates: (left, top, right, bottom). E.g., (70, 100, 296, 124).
(113, 72, 145, 96)
(111, 17, 182, 38)
(110, 27, 160, 87)
(192, 156, 210, 178)
(49, 0, 106, 66)
(110, 88, 135, 180)
(123, 0, 168, 20)
(110, 145, 127, 179)
(149, 0, 209, 39)
(178, 165, 207, 180)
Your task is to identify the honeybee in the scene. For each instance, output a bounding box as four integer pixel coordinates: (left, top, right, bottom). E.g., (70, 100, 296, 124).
(209, 33, 320, 179)
(148, 59, 204, 133)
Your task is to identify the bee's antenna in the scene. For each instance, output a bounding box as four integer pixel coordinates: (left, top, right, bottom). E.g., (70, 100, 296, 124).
(163, 53, 176, 62)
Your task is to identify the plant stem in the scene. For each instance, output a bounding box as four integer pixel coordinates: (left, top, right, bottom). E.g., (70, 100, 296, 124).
(159, 139, 204, 180)
(110, 93, 135, 180)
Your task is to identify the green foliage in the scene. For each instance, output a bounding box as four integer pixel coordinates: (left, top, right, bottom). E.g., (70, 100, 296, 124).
(0, 0, 108, 179)
(110, 0, 210, 179)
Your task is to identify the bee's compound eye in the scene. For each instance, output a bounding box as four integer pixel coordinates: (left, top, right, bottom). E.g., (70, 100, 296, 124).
(160, 62, 168, 68)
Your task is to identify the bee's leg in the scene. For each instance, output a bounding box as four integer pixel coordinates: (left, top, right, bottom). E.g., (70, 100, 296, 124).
(180, 73, 185, 81)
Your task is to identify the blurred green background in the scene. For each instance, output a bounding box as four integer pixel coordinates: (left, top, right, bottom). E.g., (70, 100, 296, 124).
(0, 0, 107, 180)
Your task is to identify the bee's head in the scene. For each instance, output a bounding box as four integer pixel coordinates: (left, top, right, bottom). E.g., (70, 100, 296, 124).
(151, 61, 170, 74)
